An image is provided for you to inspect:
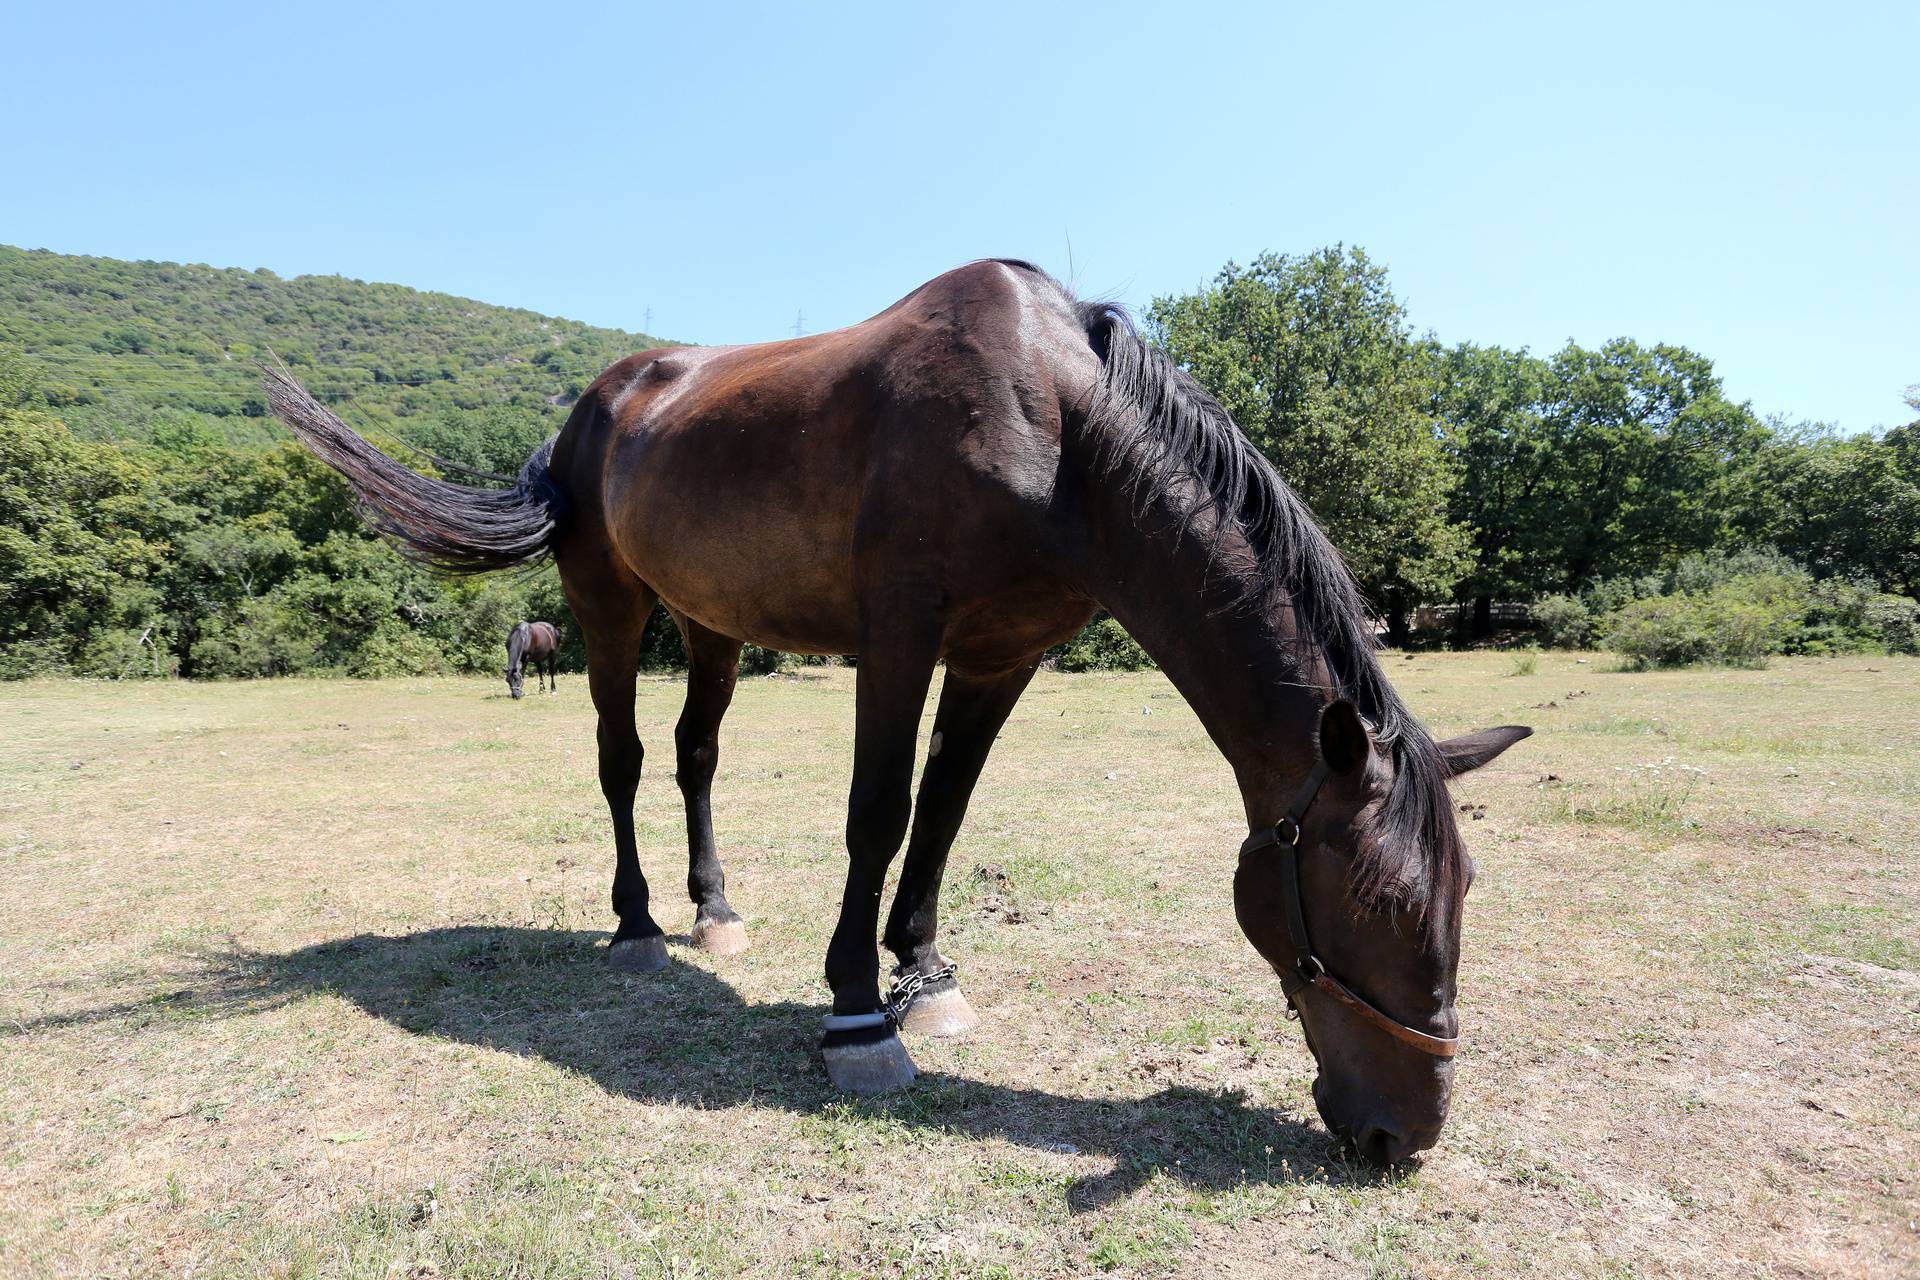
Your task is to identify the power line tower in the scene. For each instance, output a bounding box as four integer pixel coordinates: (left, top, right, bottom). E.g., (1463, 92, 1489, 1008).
(791, 309, 806, 338)
(643, 305, 653, 333)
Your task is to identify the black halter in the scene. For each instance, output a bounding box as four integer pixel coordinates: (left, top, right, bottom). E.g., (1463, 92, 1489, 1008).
(1239, 764, 1459, 1058)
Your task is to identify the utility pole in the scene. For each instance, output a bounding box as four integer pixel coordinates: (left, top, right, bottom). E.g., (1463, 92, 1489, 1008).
(643, 305, 653, 333)
(791, 309, 806, 338)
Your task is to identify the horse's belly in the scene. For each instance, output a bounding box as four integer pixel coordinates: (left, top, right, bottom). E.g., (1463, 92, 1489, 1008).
(652, 554, 862, 656)
(608, 440, 865, 654)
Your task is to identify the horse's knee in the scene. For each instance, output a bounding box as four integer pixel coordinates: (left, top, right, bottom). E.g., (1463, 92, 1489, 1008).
(674, 740, 718, 791)
(846, 783, 912, 863)
(597, 738, 644, 799)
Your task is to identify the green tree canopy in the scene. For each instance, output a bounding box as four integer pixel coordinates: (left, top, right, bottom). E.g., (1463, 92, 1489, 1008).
(1536, 339, 1766, 589)
(1428, 336, 1770, 625)
(1734, 417, 1920, 597)
(1424, 341, 1556, 613)
(1148, 247, 1470, 640)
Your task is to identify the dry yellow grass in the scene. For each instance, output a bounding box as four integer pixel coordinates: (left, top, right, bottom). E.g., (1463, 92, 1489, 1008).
(1, 653, 1915, 1278)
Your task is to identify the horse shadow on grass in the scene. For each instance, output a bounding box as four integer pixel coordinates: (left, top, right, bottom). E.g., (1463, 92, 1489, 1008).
(57, 925, 1405, 1209)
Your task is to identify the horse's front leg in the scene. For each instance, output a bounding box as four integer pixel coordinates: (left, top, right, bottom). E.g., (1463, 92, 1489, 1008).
(821, 590, 942, 1093)
(882, 658, 1038, 1037)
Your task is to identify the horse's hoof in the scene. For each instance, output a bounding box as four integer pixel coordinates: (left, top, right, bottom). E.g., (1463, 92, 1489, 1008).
(607, 935, 669, 973)
(691, 915, 750, 956)
(822, 1027, 918, 1094)
(898, 984, 980, 1038)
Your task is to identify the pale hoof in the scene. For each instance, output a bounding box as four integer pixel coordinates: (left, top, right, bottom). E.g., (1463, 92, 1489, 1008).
(897, 985, 980, 1038)
(690, 915, 750, 957)
(607, 935, 669, 973)
(822, 1029, 918, 1094)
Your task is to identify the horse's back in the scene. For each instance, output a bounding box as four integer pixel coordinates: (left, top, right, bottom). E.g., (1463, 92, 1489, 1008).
(554, 262, 1097, 656)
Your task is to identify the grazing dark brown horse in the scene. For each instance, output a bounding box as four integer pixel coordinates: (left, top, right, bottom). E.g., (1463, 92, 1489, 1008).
(267, 260, 1528, 1163)
(505, 620, 561, 699)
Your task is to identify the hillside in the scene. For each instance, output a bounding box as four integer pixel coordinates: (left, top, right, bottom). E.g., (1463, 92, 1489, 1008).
(0, 244, 671, 461)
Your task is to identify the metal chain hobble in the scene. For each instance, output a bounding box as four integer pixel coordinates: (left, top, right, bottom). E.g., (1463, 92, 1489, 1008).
(885, 963, 956, 1021)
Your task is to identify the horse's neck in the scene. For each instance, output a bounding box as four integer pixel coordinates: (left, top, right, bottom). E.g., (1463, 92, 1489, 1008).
(1078, 487, 1330, 822)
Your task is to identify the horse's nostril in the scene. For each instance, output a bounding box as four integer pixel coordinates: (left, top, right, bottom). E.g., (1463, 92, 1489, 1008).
(1356, 1123, 1410, 1166)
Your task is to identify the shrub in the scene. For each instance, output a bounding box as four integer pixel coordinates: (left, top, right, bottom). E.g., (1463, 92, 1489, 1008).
(1866, 594, 1920, 654)
(1786, 576, 1870, 655)
(1668, 546, 1801, 595)
(1605, 574, 1810, 669)
(0, 637, 68, 680)
(1582, 573, 1667, 617)
(1531, 594, 1594, 648)
(346, 626, 447, 679)
(189, 596, 323, 677)
(74, 626, 179, 679)
(740, 645, 787, 675)
(636, 607, 688, 672)
(1606, 596, 1719, 669)
(1050, 615, 1155, 672)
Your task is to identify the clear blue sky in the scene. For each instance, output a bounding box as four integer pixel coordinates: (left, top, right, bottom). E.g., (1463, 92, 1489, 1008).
(6, 1, 1915, 431)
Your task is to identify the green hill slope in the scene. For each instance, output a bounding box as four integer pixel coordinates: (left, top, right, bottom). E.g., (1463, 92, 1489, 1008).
(0, 244, 671, 462)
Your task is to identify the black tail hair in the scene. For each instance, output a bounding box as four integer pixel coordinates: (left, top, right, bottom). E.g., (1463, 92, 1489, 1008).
(263, 363, 565, 573)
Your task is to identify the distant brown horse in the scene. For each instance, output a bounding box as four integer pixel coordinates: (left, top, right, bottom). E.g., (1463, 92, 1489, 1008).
(505, 620, 560, 699)
(268, 260, 1527, 1163)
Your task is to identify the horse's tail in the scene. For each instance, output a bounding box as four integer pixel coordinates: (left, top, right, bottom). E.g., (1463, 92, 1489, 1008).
(263, 363, 565, 573)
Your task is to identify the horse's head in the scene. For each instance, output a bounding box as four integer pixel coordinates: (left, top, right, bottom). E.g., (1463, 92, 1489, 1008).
(505, 663, 525, 699)
(1235, 700, 1529, 1164)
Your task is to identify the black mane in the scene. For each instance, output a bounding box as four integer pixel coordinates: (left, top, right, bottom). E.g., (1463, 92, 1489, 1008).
(1058, 283, 1464, 927)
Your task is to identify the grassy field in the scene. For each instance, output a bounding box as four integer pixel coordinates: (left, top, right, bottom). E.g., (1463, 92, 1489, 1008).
(2, 653, 1915, 1279)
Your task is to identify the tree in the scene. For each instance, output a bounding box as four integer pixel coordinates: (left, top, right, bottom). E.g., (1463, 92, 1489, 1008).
(1428, 337, 1768, 614)
(1734, 417, 1920, 597)
(1148, 248, 1470, 642)
(0, 403, 171, 674)
(1536, 339, 1766, 590)
(411, 404, 551, 476)
(1425, 342, 1557, 634)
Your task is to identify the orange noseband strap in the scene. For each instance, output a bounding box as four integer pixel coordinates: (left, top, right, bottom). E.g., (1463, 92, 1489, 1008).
(1282, 968, 1459, 1058)
(1242, 762, 1460, 1060)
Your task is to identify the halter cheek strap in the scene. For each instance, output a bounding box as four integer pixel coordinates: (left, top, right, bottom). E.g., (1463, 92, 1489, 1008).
(1240, 763, 1459, 1059)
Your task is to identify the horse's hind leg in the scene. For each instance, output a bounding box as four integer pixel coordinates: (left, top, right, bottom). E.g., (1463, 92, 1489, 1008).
(670, 612, 749, 956)
(883, 658, 1039, 1037)
(572, 580, 669, 972)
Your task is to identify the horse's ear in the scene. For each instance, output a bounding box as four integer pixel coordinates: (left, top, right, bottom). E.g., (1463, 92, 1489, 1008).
(1438, 725, 1533, 777)
(1317, 699, 1372, 776)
